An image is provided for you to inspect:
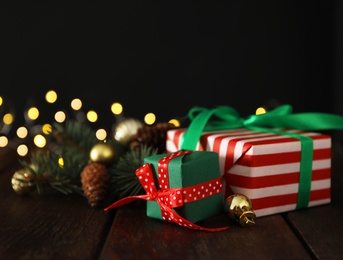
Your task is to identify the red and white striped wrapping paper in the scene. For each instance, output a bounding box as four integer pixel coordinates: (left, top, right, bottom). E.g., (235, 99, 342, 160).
(166, 128, 331, 217)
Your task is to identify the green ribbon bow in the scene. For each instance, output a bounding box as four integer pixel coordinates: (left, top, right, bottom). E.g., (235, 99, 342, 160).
(181, 104, 343, 209)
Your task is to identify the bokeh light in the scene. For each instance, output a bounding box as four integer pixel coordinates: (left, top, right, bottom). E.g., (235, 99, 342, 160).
(111, 102, 123, 115)
(96, 128, 107, 141)
(27, 107, 39, 121)
(16, 126, 28, 139)
(54, 111, 66, 123)
(3, 113, 14, 125)
(17, 144, 29, 157)
(45, 90, 58, 104)
(71, 98, 82, 111)
(33, 134, 46, 148)
(42, 124, 52, 135)
(87, 110, 98, 123)
(255, 107, 267, 115)
(168, 119, 180, 127)
(58, 157, 64, 168)
(144, 113, 156, 125)
(0, 136, 9, 147)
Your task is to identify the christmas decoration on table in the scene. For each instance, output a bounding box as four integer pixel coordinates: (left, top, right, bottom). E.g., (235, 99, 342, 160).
(11, 168, 36, 195)
(81, 160, 111, 207)
(108, 143, 159, 200)
(166, 104, 343, 217)
(104, 150, 230, 232)
(224, 194, 256, 227)
(129, 122, 178, 154)
(10, 118, 173, 208)
(113, 117, 145, 146)
(4, 91, 260, 231)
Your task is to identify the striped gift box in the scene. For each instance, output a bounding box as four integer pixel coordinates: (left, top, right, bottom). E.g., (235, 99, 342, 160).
(166, 128, 331, 217)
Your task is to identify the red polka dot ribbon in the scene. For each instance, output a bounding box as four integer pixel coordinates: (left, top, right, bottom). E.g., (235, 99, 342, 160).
(104, 150, 229, 232)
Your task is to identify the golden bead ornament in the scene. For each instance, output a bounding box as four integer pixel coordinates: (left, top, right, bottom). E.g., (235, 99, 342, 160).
(89, 143, 116, 165)
(113, 118, 144, 146)
(11, 168, 35, 195)
(224, 193, 256, 227)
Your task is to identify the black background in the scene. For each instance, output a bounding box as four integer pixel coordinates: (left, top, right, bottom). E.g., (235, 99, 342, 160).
(1, 1, 342, 139)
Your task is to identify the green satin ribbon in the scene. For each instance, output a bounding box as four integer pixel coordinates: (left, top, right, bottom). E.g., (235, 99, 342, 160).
(181, 104, 343, 209)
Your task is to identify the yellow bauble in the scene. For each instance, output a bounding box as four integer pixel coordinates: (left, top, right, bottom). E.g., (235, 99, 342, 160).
(89, 143, 116, 165)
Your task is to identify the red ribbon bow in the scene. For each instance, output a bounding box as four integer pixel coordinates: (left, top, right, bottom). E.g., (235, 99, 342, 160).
(104, 150, 229, 232)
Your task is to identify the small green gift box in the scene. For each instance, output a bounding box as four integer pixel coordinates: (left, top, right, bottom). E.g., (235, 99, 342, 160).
(144, 150, 224, 224)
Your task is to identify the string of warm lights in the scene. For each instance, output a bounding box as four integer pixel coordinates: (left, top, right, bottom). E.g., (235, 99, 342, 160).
(1, 89, 271, 159)
(0, 90, 182, 157)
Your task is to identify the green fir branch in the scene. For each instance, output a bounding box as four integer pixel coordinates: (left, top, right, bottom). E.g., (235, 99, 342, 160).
(51, 120, 99, 158)
(18, 119, 102, 196)
(19, 149, 86, 195)
(16, 118, 166, 204)
(108, 144, 158, 200)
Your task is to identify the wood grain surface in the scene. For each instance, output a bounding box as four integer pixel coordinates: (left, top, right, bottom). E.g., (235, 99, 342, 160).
(0, 144, 342, 259)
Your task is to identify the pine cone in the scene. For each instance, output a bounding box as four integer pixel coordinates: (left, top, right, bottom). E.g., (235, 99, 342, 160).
(81, 162, 110, 207)
(129, 122, 178, 154)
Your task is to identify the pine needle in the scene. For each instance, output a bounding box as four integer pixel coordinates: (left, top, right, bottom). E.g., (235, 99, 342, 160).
(18, 119, 99, 196)
(108, 144, 158, 200)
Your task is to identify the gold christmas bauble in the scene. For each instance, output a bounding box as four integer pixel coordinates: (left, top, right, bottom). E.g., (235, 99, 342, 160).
(11, 168, 34, 195)
(113, 118, 144, 146)
(89, 143, 116, 165)
(224, 193, 256, 227)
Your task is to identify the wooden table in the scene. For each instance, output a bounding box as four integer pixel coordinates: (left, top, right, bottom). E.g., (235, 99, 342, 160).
(1, 142, 343, 260)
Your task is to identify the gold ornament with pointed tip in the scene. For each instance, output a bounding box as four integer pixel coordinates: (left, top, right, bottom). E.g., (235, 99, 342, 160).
(224, 193, 256, 227)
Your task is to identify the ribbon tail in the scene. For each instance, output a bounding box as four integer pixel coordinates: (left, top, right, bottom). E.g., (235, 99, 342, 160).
(104, 194, 150, 211)
(159, 202, 229, 232)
